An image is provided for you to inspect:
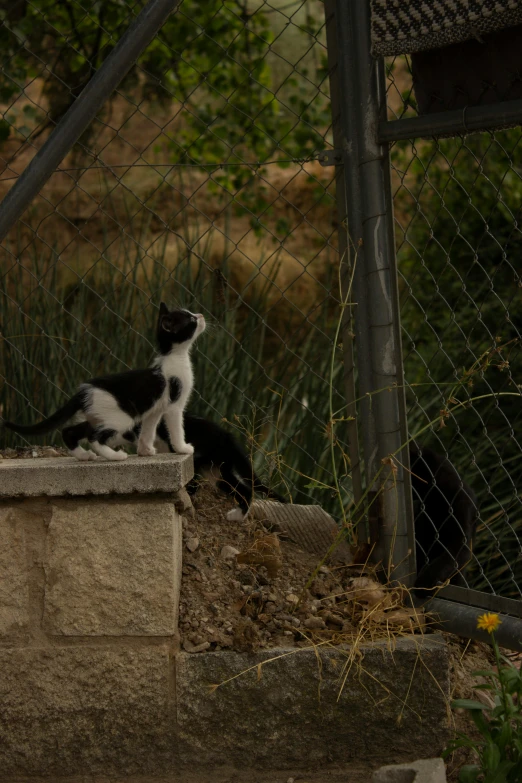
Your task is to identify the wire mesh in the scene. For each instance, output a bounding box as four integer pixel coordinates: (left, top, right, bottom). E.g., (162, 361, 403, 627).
(2, 2, 521, 607)
(0, 0, 355, 515)
(386, 55, 522, 600)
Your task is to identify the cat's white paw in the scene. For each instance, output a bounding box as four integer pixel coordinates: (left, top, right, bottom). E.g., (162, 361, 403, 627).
(137, 444, 156, 456)
(227, 507, 245, 522)
(176, 443, 194, 456)
(109, 450, 128, 461)
(70, 448, 97, 462)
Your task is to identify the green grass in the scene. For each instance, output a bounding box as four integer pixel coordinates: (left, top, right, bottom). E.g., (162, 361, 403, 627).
(1, 203, 520, 599)
(0, 219, 351, 515)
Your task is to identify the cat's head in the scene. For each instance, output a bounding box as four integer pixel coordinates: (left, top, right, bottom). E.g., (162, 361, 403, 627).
(157, 303, 206, 353)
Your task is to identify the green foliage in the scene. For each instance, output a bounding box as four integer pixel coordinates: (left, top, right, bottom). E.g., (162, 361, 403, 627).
(392, 129, 522, 597)
(0, 1, 328, 169)
(444, 631, 522, 782)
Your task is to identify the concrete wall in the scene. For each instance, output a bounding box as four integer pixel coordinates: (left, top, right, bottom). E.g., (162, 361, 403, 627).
(0, 455, 451, 780)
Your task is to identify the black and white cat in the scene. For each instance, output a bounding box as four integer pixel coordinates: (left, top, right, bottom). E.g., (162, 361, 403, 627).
(60, 412, 286, 521)
(410, 443, 478, 593)
(4, 304, 205, 461)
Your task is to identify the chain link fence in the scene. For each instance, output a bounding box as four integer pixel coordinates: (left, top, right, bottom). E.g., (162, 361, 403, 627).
(386, 54, 522, 603)
(1, 0, 522, 640)
(0, 0, 354, 514)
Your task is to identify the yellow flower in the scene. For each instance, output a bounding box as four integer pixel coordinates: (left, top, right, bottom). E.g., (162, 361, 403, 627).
(477, 613, 501, 634)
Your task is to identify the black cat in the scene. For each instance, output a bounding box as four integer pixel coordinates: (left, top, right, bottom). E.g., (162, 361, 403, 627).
(61, 413, 286, 520)
(410, 443, 478, 593)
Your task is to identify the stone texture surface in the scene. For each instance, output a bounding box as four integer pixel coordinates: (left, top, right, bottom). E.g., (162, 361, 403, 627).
(176, 636, 450, 769)
(43, 497, 182, 635)
(0, 647, 173, 778)
(372, 758, 447, 782)
(0, 453, 193, 497)
(0, 506, 29, 636)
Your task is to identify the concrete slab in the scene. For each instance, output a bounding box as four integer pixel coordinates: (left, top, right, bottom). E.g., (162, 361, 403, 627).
(372, 758, 447, 782)
(250, 499, 353, 563)
(176, 635, 450, 769)
(0, 453, 193, 497)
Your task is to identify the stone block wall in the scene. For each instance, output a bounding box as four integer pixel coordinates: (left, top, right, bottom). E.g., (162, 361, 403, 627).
(0, 490, 184, 778)
(0, 455, 451, 781)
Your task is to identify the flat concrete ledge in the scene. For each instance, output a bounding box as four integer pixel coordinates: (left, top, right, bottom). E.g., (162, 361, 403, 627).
(176, 635, 450, 769)
(0, 453, 193, 497)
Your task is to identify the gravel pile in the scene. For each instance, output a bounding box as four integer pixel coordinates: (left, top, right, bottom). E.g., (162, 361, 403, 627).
(0, 446, 67, 459)
(179, 484, 424, 653)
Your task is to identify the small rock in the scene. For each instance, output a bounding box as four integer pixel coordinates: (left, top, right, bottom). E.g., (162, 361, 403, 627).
(310, 579, 329, 598)
(221, 545, 240, 560)
(286, 593, 299, 605)
(268, 592, 278, 602)
(238, 569, 256, 586)
(186, 536, 200, 553)
(183, 638, 210, 653)
(319, 566, 330, 574)
(189, 641, 210, 653)
(188, 632, 204, 644)
(324, 611, 344, 627)
(304, 616, 326, 630)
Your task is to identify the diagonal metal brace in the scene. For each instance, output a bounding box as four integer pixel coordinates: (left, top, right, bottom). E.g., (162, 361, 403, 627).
(0, 0, 181, 245)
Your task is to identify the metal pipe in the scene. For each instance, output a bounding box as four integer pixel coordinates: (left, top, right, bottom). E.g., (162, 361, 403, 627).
(323, 0, 364, 525)
(331, 0, 415, 584)
(0, 0, 181, 244)
(379, 97, 522, 143)
(421, 596, 522, 652)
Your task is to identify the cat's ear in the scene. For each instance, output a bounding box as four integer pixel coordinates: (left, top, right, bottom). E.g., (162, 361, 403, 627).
(159, 302, 169, 316)
(160, 315, 180, 333)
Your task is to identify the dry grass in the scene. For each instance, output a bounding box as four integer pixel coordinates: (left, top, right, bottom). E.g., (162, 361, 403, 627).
(0, 86, 337, 316)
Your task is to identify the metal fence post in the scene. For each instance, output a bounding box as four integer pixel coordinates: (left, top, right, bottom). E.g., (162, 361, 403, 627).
(323, 1, 364, 522)
(326, 0, 416, 584)
(0, 0, 181, 244)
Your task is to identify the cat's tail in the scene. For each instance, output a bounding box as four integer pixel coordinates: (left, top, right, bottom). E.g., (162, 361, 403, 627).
(3, 393, 83, 436)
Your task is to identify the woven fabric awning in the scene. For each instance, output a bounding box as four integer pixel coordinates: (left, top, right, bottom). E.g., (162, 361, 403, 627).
(371, 0, 522, 56)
